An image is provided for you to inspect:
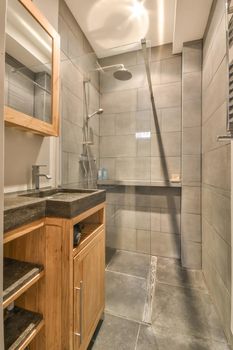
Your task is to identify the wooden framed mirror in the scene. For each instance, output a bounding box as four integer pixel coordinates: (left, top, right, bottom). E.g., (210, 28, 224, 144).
(4, 0, 60, 136)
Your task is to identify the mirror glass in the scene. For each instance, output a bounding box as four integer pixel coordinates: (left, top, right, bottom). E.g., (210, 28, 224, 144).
(5, 0, 53, 123)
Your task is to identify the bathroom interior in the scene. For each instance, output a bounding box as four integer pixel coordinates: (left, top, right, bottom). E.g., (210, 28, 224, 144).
(0, 0, 233, 349)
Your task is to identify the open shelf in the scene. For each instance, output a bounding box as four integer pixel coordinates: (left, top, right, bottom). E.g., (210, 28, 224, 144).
(4, 306, 44, 350)
(3, 258, 44, 309)
(73, 223, 104, 257)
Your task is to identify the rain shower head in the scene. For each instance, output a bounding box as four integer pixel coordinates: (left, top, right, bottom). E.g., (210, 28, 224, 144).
(113, 67, 132, 81)
(87, 108, 104, 120)
(95, 62, 133, 81)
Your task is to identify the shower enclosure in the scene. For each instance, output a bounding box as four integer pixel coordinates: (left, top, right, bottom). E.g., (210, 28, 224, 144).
(60, 38, 182, 325)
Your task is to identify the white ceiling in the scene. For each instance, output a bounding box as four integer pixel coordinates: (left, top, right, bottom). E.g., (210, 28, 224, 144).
(65, 0, 176, 56)
(65, 0, 213, 57)
(173, 0, 213, 54)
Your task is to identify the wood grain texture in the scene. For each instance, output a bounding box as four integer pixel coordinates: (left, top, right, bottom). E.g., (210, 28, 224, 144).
(3, 219, 44, 244)
(72, 203, 106, 226)
(3, 203, 106, 350)
(73, 229, 105, 350)
(4, 222, 63, 350)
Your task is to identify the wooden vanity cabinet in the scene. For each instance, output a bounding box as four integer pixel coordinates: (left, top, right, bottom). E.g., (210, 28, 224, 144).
(73, 228, 105, 350)
(3, 202, 106, 350)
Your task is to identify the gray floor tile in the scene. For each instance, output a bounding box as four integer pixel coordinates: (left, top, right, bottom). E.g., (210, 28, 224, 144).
(106, 270, 147, 321)
(156, 257, 206, 290)
(92, 314, 139, 350)
(136, 325, 230, 350)
(107, 250, 151, 278)
(152, 283, 227, 343)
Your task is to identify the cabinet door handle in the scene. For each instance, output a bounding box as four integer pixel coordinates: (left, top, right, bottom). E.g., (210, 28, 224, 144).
(74, 280, 83, 343)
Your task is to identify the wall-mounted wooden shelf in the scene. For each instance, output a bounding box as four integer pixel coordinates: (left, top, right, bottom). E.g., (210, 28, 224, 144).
(3, 258, 44, 309)
(4, 306, 44, 350)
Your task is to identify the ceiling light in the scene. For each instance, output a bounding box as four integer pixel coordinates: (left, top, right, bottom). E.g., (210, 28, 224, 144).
(131, 1, 145, 18)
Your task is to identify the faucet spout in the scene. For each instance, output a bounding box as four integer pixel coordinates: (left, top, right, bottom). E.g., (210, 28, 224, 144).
(38, 174, 52, 180)
(32, 165, 52, 190)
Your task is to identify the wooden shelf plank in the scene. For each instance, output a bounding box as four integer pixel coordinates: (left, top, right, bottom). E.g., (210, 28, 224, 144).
(4, 219, 44, 244)
(3, 258, 44, 309)
(4, 306, 44, 350)
(73, 224, 104, 257)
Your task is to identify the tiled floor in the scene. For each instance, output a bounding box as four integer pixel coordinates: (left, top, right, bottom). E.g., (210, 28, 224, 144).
(90, 250, 231, 350)
(106, 250, 151, 322)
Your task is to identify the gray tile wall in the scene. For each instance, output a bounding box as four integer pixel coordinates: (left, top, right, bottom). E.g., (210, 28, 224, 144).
(202, 0, 232, 345)
(59, 0, 100, 188)
(99, 44, 182, 183)
(104, 186, 181, 259)
(100, 45, 182, 259)
(181, 41, 202, 269)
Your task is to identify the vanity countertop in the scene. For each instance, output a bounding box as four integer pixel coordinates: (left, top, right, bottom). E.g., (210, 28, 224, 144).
(4, 188, 106, 233)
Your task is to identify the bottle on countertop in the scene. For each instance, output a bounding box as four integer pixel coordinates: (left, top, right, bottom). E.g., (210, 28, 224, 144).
(102, 168, 108, 180)
(98, 168, 103, 180)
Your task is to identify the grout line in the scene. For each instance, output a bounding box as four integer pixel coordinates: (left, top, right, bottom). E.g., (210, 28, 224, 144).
(104, 310, 146, 326)
(134, 324, 141, 350)
(105, 269, 146, 281)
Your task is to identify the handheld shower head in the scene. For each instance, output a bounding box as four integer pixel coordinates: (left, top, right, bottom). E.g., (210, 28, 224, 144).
(87, 108, 104, 120)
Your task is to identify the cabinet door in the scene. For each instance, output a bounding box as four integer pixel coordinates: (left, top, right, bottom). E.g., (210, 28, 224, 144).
(73, 229, 105, 350)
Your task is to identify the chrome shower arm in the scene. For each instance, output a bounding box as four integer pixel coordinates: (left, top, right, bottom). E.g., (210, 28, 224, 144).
(94, 63, 124, 72)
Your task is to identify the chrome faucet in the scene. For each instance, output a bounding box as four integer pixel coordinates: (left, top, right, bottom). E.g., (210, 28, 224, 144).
(32, 165, 52, 190)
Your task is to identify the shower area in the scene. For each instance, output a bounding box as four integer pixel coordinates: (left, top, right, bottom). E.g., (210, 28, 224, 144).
(60, 35, 182, 326)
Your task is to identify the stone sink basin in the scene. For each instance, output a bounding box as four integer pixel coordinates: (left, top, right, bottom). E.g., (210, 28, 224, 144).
(20, 188, 98, 200)
(4, 188, 106, 233)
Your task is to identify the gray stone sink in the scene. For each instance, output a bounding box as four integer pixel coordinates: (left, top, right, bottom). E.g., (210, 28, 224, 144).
(20, 188, 98, 199)
(4, 188, 106, 232)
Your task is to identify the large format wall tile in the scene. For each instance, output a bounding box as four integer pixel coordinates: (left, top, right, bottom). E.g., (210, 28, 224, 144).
(182, 41, 203, 73)
(59, 0, 100, 188)
(182, 127, 201, 155)
(160, 56, 182, 84)
(182, 186, 201, 215)
(202, 58, 227, 123)
(202, 0, 232, 345)
(100, 135, 136, 158)
(182, 155, 201, 185)
(182, 99, 202, 128)
(104, 186, 181, 258)
(153, 82, 182, 109)
(101, 89, 137, 113)
(151, 132, 181, 157)
(100, 47, 182, 260)
(115, 157, 151, 180)
(181, 41, 202, 269)
(151, 231, 181, 259)
(181, 213, 201, 243)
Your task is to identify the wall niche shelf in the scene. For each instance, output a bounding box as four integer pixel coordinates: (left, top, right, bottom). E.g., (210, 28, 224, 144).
(97, 180, 182, 188)
(4, 306, 44, 350)
(3, 258, 44, 309)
